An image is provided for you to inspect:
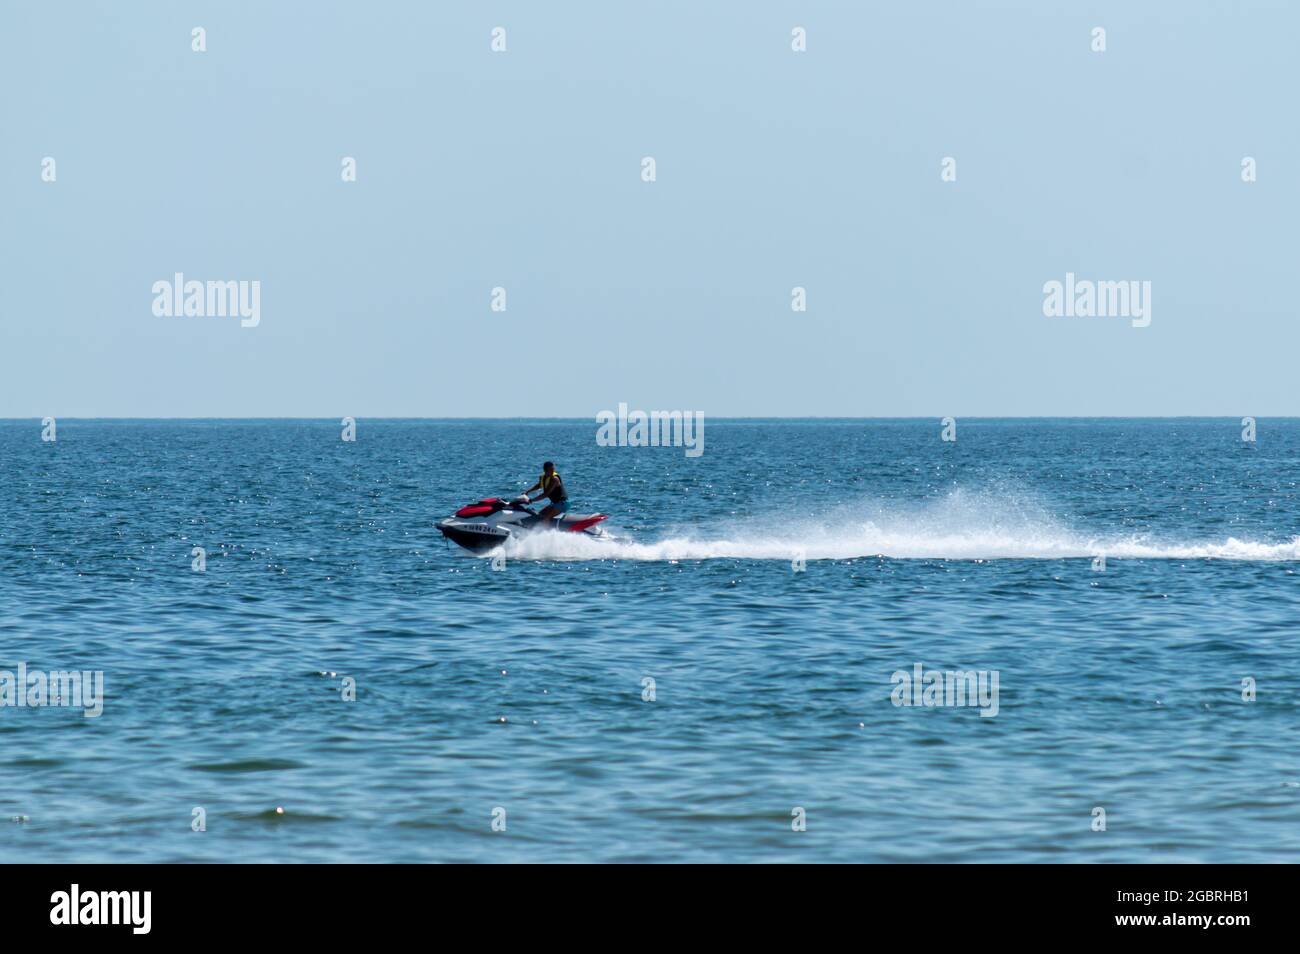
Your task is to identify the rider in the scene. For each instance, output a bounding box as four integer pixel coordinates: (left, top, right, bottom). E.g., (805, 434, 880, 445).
(521, 461, 569, 523)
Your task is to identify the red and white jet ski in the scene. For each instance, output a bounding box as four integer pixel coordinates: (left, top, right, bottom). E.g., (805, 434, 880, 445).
(437, 496, 609, 552)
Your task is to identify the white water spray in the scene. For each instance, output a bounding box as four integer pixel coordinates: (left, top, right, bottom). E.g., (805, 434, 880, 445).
(493, 489, 1300, 563)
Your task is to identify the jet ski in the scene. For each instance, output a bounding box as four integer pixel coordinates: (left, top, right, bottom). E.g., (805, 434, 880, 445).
(437, 496, 609, 552)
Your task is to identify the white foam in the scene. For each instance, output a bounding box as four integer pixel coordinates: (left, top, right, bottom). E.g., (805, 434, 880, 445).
(491, 489, 1300, 563)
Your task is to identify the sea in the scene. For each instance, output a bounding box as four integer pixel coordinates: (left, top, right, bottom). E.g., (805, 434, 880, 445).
(2, 418, 1298, 862)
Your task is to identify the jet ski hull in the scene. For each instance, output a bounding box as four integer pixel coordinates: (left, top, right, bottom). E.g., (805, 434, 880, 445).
(437, 519, 512, 552)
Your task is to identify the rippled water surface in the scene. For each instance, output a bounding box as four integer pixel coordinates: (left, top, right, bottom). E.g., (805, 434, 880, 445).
(2, 419, 1299, 862)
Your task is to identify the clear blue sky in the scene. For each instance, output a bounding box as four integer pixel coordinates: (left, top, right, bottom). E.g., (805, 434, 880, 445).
(2, 1, 1296, 417)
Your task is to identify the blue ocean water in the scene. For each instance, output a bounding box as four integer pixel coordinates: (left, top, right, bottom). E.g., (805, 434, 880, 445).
(2, 418, 1298, 863)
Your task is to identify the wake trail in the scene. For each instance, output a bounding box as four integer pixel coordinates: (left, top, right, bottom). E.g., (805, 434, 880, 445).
(494, 488, 1300, 562)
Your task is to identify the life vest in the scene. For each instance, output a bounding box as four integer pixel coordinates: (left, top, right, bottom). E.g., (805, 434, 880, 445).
(539, 470, 566, 501)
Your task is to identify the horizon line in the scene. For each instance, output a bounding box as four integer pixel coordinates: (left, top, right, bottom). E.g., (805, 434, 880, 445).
(0, 414, 1285, 422)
